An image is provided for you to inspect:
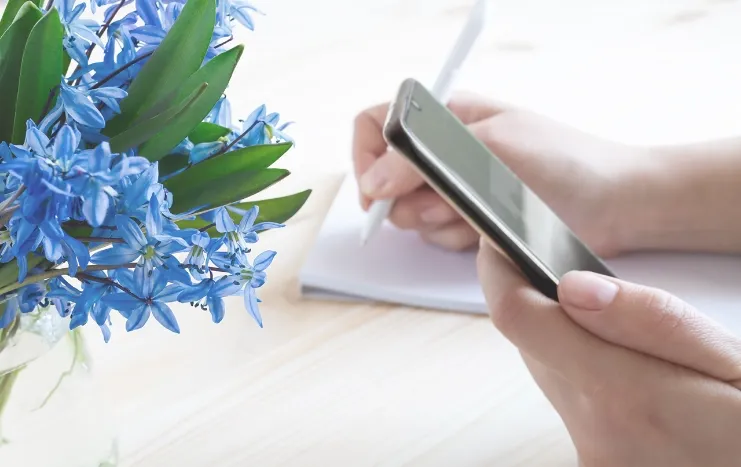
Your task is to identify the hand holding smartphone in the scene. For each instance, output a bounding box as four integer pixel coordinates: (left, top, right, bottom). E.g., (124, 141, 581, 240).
(382, 78, 616, 301)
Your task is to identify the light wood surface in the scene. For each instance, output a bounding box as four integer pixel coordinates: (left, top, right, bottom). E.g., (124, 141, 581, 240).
(31, 0, 741, 465)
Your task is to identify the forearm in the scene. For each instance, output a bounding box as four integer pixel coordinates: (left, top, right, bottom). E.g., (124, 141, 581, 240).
(617, 137, 741, 254)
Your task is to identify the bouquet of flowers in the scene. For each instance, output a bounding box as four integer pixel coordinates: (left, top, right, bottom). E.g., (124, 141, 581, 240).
(0, 0, 309, 343)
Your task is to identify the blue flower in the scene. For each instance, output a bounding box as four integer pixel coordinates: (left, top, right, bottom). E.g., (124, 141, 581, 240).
(133, 1, 232, 61)
(53, 0, 104, 67)
(214, 205, 283, 265)
(212, 249, 276, 327)
(0, 282, 46, 329)
(46, 276, 82, 319)
(205, 95, 235, 130)
(177, 275, 241, 323)
(216, 0, 263, 31)
(102, 267, 183, 333)
(91, 195, 189, 281)
(234, 104, 293, 148)
(49, 270, 118, 342)
(183, 231, 222, 280)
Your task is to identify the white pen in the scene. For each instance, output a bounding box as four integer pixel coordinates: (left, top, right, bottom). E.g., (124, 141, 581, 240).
(360, 0, 488, 246)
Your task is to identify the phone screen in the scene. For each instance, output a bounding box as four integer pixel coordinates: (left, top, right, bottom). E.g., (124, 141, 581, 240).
(400, 82, 615, 280)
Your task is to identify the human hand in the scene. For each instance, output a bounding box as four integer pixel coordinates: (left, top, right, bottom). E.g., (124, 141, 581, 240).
(477, 241, 741, 466)
(352, 94, 648, 256)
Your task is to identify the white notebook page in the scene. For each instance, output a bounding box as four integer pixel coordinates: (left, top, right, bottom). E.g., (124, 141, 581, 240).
(299, 174, 741, 335)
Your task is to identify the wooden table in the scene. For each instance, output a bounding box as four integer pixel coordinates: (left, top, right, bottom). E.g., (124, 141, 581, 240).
(74, 0, 741, 465)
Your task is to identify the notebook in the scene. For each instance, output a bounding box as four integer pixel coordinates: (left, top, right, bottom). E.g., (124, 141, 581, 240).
(299, 174, 741, 334)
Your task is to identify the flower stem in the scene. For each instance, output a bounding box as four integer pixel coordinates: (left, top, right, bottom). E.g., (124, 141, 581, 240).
(77, 272, 140, 301)
(70, 0, 128, 86)
(198, 223, 216, 232)
(76, 237, 125, 244)
(0, 264, 137, 297)
(0, 186, 25, 215)
(0, 368, 20, 445)
(92, 51, 153, 90)
(38, 86, 60, 122)
(219, 120, 260, 155)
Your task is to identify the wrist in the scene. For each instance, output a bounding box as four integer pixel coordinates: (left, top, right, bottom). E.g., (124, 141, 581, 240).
(612, 140, 741, 254)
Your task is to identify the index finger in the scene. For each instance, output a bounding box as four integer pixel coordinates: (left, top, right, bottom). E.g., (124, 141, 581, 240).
(476, 241, 647, 393)
(352, 102, 389, 182)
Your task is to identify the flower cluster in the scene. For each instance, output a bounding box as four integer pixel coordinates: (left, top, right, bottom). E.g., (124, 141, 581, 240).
(0, 0, 303, 341)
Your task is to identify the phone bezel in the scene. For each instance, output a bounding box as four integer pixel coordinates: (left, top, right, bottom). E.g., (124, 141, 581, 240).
(382, 78, 564, 300)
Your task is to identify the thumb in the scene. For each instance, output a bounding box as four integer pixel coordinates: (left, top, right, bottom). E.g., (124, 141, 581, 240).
(557, 271, 741, 384)
(358, 149, 425, 200)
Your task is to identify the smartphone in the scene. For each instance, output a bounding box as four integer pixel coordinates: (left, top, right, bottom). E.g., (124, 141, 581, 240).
(382, 78, 616, 301)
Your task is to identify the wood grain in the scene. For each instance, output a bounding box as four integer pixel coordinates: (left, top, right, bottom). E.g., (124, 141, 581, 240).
(5, 0, 741, 465)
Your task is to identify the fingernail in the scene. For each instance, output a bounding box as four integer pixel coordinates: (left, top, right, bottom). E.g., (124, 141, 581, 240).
(560, 271, 619, 311)
(359, 166, 388, 197)
(420, 205, 452, 224)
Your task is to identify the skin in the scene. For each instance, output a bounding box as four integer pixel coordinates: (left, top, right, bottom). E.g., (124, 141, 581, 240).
(352, 93, 741, 465)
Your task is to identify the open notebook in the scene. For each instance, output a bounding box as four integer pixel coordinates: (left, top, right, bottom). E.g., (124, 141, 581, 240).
(299, 174, 741, 334)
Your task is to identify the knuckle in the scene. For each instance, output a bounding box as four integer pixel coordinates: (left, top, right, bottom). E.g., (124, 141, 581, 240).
(487, 288, 526, 337)
(639, 288, 693, 341)
(389, 202, 420, 230)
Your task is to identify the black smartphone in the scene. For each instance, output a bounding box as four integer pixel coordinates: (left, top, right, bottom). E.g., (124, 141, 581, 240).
(382, 78, 616, 301)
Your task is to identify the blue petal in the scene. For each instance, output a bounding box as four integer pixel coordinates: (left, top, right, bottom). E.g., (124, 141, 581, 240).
(237, 206, 258, 232)
(91, 245, 140, 265)
(146, 194, 162, 236)
(136, 0, 162, 27)
(207, 295, 225, 323)
(191, 231, 210, 248)
(100, 321, 111, 343)
(177, 279, 212, 302)
(156, 283, 185, 303)
(59, 84, 105, 128)
(162, 256, 192, 285)
(251, 222, 284, 232)
(151, 267, 169, 297)
(89, 142, 112, 173)
(253, 250, 276, 272)
(25, 120, 50, 155)
(16, 256, 28, 282)
(151, 302, 180, 333)
(131, 25, 166, 43)
(115, 214, 146, 250)
(154, 236, 188, 255)
(212, 275, 242, 297)
(125, 304, 150, 332)
(189, 141, 223, 165)
(214, 207, 236, 233)
(64, 36, 89, 67)
(244, 286, 263, 328)
(102, 292, 142, 312)
(83, 189, 110, 227)
(69, 308, 89, 329)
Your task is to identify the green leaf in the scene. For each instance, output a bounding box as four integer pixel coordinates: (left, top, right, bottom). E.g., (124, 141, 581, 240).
(137, 45, 244, 161)
(188, 122, 231, 145)
(0, 255, 49, 290)
(12, 8, 63, 143)
(176, 189, 312, 235)
(157, 153, 189, 178)
(108, 82, 209, 154)
(0, 0, 41, 39)
(162, 141, 291, 201)
(103, 0, 216, 136)
(0, 2, 42, 142)
(166, 168, 290, 215)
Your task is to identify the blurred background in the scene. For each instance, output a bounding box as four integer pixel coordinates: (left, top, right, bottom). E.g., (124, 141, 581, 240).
(233, 0, 741, 186)
(3, 0, 741, 465)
